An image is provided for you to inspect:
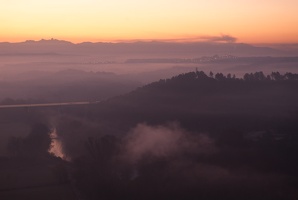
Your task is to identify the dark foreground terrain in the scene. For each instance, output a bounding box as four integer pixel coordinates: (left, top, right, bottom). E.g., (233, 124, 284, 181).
(1, 71, 298, 199)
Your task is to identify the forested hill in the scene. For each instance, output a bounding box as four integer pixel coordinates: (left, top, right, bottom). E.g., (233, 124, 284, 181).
(78, 71, 298, 133)
(57, 71, 298, 200)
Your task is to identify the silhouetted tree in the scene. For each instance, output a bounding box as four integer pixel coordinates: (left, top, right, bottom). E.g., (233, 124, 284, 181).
(243, 73, 250, 81)
(254, 71, 266, 81)
(243, 73, 257, 81)
(24, 123, 52, 157)
(196, 71, 209, 80)
(6, 123, 52, 158)
(271, 72, 283, 81)
(74, 135, 124, 200)
(215, 73, 225, 81)
(266, 75, 271, 81)
(285, 72, 298, 80)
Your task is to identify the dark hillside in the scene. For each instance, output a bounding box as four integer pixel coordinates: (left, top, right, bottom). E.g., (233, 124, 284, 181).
(75, 71, 298, 133)
(51, 71, 298, 200)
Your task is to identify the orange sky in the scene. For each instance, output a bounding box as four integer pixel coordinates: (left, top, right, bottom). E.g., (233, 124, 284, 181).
(1, 0, 298, 43)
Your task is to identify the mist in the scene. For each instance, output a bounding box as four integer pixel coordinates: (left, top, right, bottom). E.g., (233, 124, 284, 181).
(1, 40, 298, 106)
(124, 122, 214, 162)
(1, 39, 298, 199)
(50, 120, 291, 199)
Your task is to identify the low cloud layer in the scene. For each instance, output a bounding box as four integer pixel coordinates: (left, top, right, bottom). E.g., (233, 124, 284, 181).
(125, 122, 215, 162)
(122, 123, 284, 197)
(163, 34, 238, 43)
(200, 34, 237, 43)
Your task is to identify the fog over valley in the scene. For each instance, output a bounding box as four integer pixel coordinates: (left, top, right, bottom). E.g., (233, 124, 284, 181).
(1, 40, 298, 200)
(1, 40, 298, 103)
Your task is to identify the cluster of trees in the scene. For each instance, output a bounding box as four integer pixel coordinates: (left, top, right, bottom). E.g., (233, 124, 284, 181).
(71, 127, 298, 200)
(243, 71, 298, 81)
(6, 123, 52, 158)
(140, 71, 298, 93)
(172, 70, 298, 82)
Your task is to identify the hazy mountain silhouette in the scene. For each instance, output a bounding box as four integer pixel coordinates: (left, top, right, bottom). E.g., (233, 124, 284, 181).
(0, 69, 141, 103)
(0, 39, 291, 56)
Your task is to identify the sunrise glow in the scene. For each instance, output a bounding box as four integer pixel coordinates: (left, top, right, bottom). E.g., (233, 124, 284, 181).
(1, 0, 298, 43)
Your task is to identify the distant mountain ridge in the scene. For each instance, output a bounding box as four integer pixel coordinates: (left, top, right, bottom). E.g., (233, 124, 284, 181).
(0, 39, 291, 56)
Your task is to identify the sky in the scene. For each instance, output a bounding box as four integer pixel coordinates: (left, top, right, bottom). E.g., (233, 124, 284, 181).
(1, 0, 298, 43)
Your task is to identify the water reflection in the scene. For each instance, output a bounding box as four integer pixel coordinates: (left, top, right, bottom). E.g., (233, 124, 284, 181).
(49, 128, 70, 161)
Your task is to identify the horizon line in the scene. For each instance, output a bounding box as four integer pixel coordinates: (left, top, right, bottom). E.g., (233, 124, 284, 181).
(1, 38, 298, 46)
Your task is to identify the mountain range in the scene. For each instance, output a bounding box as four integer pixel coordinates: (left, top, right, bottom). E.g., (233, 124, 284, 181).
(0, 39, 295, 57)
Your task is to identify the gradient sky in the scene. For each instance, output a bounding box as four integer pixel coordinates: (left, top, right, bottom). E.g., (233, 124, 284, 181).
(1, 0, 298, 43)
